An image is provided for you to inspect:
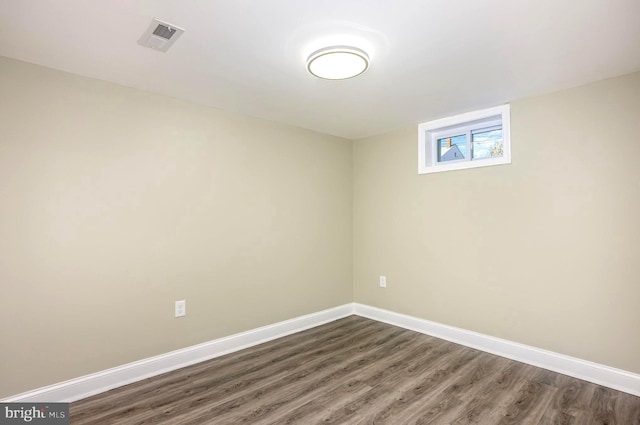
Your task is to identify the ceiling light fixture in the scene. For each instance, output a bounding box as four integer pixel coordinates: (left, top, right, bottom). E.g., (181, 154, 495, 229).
(307, 46, 370, 80)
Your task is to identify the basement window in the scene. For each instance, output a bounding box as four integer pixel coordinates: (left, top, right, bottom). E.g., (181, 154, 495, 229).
(418, 105, 511, 174)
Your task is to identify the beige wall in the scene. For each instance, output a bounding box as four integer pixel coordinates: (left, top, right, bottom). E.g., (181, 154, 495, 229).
(0, 57, 353, 398)
(354, 71, 640, 374)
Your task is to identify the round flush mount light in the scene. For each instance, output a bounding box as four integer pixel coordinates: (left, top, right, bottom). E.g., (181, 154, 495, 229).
(307, 46, 370, 80)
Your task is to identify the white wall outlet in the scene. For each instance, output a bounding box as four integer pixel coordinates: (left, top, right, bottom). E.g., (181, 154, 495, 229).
(379, 276, 387, 288)
(175, 300, 186, 318)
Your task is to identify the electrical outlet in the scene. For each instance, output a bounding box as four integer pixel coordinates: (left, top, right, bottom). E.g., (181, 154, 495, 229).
(175, 300, 186, 318)
(379, 276, 387, 288)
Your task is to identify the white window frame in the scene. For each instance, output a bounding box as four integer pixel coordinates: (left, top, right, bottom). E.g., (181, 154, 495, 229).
(418, 104, 511, 174)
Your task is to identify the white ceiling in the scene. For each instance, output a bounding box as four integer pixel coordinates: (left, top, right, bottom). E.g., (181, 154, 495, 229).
(1, 0, 639, 139)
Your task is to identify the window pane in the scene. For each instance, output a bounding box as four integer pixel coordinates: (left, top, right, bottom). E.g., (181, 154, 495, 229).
(472, 128, 503, 159)
(438, 134, 467, 162)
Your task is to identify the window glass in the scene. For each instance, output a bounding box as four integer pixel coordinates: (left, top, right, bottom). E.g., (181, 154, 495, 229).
(472, 128, 503, 159)
(438, 134, 467, 162)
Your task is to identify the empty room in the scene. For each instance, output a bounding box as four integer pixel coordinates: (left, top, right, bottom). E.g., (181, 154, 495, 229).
(1, 1, 639, 424)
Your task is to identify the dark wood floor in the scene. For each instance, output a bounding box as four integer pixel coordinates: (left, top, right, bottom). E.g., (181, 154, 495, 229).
(71, 316, 640, 424)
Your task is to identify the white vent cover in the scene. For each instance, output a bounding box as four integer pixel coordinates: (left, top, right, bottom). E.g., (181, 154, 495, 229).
(138, 18, 185, 52)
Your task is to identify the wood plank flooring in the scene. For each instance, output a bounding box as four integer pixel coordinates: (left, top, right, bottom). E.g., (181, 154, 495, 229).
(70, 316, 640, 424)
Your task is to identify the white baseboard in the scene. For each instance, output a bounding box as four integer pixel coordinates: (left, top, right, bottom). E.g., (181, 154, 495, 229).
(6, 302, 639, 402)
(3, 304, 354, 403)
(353, 303, 640, 397)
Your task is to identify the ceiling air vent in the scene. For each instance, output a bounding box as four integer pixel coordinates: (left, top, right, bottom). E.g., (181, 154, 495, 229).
(138, 18, 185, 52)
